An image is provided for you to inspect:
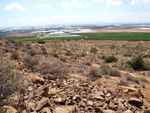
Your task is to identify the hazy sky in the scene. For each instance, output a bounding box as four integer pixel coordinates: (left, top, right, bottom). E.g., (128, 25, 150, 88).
(0, 0, 150, 27)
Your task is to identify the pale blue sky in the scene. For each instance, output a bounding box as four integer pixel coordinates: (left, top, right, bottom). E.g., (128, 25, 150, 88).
(0, 0, 150, 27)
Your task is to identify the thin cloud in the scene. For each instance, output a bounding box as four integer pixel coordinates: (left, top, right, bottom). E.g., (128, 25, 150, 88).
(92, 0, 103, 3)
(106, 0, 122, 7)
(131, 0, 150, 5)
(4, 2, 26, 11)
(61, 0, 83, 8)
(36, 4, 51, 8)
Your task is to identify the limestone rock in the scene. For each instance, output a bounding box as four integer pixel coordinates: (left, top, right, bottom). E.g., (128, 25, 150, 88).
(36, 98, 50, 111)
(55, 107, 69, 113)
(50, 88, 61, 95)
(124, 110, 133, 113)
(47, 75, 56, 80)
(31, 75, 44, 84)
(128, 97, 143, 107)
(103, 109, 116, 113)
(41, 107, 51, 113)
(27, 102, 36, 111)
(87, 101, 94, 106)
(3, 106, 17, 113)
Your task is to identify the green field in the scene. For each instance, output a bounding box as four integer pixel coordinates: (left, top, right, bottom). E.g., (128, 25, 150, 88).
(2, 32, 150, 41)
(77, 32, 150, 41)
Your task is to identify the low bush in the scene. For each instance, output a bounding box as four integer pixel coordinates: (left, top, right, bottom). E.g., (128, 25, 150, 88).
(118, 79, 128, 86)
(90, 48, 98, 53)
(126, 75, 140, 84)
(24, 56, 39, 70)
(0, 57, 22, 105)
(127, 56, 150, 71)
(85, 62, 92, 66)
(89, 68, 100, 77)
(100, 65, 121, 77)
(37, 40, 46, 44)
(110, 69, 121, 77)
(11, 51, 19, 60)
(105, 56, 118, 63)
(8, 39, 15, 43)
(65, 50, 72, 56)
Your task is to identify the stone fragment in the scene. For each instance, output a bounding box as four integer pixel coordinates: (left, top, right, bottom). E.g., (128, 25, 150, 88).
(128, 97, 143, 107)
(124, 110, 133, 113)
(47, 75, 56, 80)
(103, 109, 116, 113)
(36, 98, 49, 111)
(54, 98, 66, 105)
(87, 101, 94, 106)
(28, 86, 33, 92)
(27, 102, 36, 111)
(73, 95, 81, 101)
(41, 107, 51, 113)
(31, 75, 44, 84)
(50, 88, 60, 95)
(55, 107, 69, 113)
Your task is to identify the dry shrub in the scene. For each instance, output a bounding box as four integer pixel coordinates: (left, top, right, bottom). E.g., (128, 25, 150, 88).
(60, 57, 67, 62)
(24, 56, 39, 70)
(118, 79, 128, 86)
(11, 51, 19, 60)
(28, 49, 39, 56)
(0, 57, 22, 105)
(100, 65, 121, 77)
(35, 60, 68, 79)
(139, 77, 149, 83)
(89, 68, 101, 77)
(85, 62, 92, 66)
(126, 75, 139, 84)
(110, 69, 121, 77)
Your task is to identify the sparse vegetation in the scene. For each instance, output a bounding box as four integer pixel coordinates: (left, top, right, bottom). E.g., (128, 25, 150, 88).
(37, 40, 46, 44)
(89, 68, 100, 77)
(11, 51, 19, 60)
(0, 57, 22, 105)
(24, 56, 39, 70)
(127, 56, 150, 71)
(104, 56, 118, 63)
(90, 47, 98, 53)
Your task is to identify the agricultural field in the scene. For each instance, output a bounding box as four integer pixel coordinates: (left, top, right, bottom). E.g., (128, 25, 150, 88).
(2, 32, 150, 42)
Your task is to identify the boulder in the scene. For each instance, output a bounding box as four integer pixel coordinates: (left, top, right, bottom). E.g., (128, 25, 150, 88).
(3, 106, 17, 113)
(36, 98, 50, 111)
(31, 75, 44, 84)
(128, 97, 143, 107)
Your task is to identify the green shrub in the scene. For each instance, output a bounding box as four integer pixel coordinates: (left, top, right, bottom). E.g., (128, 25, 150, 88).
(90, 48, 98, 53)
(127, 56, 149, 71)
(65, 50, 72, 56)
(105, 56, 118, 63)
(37, 40, 46, 44)
(110, 45, 115, 49)
(101, 55, 106, 60)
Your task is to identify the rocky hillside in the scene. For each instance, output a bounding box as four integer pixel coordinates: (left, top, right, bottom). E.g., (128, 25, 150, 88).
(0, 38, 150, 113)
